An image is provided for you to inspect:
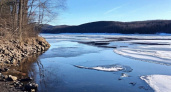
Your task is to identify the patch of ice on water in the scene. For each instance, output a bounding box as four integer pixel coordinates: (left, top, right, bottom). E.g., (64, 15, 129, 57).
(121, 73, 129, 77)
(140, 75, 171, 92)
(114, 48, 171, 65)
(92, 66, 123, 72)
(113, 38, 171, 65)
(74, 64, 133, 72)
(41, 34, 171, 65)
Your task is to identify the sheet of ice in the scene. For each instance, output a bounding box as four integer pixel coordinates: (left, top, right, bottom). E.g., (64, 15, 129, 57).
(140, 75, 171, 92)
(92, 66, 123, 72)
(40, 33, 171, 41)
(74, 64, 133, 72)
(138, 45, 171, 50)
(114, 49, 171, 65)
(41, 34, 171, 65)
(124, 40, 171, 45)
(114, 39, 171, 65)
(116, 48, 171, 60)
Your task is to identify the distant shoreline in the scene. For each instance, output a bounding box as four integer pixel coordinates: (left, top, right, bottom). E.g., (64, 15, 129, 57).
(40, 33, 171, 36)
(41, 20, 171, 34)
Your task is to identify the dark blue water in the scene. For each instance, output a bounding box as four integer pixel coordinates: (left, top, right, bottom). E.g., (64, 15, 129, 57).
(29, 34, 171, 92)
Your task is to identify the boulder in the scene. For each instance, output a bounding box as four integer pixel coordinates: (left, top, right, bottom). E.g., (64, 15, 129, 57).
(8, 75, 18, 81)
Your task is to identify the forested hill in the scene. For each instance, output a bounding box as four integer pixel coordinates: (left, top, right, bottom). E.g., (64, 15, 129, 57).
(41, 20, 171, 34)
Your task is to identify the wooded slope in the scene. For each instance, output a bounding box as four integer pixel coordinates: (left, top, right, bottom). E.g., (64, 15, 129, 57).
(42, 20, 171, 34)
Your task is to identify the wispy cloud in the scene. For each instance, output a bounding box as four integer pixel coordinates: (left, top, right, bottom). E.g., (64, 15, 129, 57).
(104, 4, 128, 15)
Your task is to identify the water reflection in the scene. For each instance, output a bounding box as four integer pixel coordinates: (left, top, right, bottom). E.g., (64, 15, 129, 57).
(40, 41, 102, 58)
(6, 34, 171, 92)
(2, 55, 38, 79)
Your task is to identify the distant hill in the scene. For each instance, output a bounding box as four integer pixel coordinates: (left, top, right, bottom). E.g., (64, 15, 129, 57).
(41, 20, 171, 34)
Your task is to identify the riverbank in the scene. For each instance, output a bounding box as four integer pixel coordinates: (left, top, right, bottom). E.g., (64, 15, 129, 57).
(0, 36, 50, 91)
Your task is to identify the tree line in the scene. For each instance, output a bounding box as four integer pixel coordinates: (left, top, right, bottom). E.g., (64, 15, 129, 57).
(0, 0, 65, 41)
(41, 20, 171, 34)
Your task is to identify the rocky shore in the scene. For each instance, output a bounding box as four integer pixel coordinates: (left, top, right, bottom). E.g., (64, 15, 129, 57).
(0, 36, 50, 92)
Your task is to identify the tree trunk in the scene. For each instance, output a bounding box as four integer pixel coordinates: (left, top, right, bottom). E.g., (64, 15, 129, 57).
(18, 0, 23, 44)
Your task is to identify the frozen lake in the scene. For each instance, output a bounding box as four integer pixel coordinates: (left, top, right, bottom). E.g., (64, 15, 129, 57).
(27, 34, 171, 92)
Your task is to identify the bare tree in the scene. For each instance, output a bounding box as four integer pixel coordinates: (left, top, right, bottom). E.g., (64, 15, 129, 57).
(0, 0, 66, 41)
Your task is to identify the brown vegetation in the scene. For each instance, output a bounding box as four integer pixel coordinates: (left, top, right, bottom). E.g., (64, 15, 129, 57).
(0, 0, 65, 91)
(0, 0, 66, 41)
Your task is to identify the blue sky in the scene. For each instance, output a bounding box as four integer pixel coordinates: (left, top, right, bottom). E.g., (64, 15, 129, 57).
(49, 0, 171, 25)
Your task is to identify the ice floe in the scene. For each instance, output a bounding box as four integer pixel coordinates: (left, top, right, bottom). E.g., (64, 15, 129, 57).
(114, 47, 171, 65)
(74, 64, 133, 72)
(114, 39, 171, 65)
(140, 75, 171, 92)
(41, 34, 171, 65)
(92, 66, 123, 72)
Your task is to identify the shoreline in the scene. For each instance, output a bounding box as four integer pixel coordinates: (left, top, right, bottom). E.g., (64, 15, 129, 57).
(0, 36, 50, 91)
